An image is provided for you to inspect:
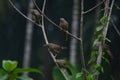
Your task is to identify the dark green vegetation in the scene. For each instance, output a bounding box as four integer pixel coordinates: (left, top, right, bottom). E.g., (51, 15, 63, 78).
(0, 60, 42, 80)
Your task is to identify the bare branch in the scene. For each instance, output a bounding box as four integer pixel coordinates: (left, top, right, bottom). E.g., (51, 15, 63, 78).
(41, 0, 48, 44)
(103, 0, 115, 38)
(111, 19, 120, 37)
(9, 0, 42, 28)
(41, 0, 68, 80)
(80, 0, 86, 69)
(32, 0, 81, 41)
(80, 0, 87, 80)
(83, 0, 105, 14)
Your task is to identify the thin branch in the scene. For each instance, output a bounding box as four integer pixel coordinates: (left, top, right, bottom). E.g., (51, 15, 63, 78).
(32, 0, 81, 41)
(103, 0, 115, 38)
(96, 0, 114, 79)
(41, 0, 48, 44)
(9, 0, 42, 28)
(111, 19, 120, 37)
(80, 0, 87, 80)
(80, 0, 86, 69)
(41, 0, 68, 80)
(83, 0, 105, 14)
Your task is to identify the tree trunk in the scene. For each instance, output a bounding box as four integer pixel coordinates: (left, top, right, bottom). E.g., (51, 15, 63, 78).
(22, 0, 34, 76)
(69, 0, 79, 66)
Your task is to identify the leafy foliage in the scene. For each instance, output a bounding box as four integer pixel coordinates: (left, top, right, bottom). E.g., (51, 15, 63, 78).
(0, 60, 42, 80)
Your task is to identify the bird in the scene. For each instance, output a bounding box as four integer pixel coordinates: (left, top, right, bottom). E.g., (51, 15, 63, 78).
(103, 44, 113, 59)
(44, 43, 67, 56)
(59, 18, 69, 40)
(31, 9, 41, 24)
(56, 59, 72, 75)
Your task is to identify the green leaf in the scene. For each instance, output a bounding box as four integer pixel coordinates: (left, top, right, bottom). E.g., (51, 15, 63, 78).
(53, 60, 80, 80)
(66, 61, 80, 80)
(94, 64, 104, 73)
(2, 60, 18, 72)
(0, 69, 8, 80)
(102, 56, 110, 64)
(100, 16, 107, 23)
(105, 38, 111, 42)
(75, 72, 83, 79)
(18, 76, 33, 80)
(96, 25, 103, 32)
(93, 71, 100, 76)
(87, 74, 94, 80)
(0, 74, 8, 80)
(0, 69, 6, 74)
(97, 34, 103, 40)
(53, 67, 65, 80)
(8, 73, 18, 80)
(93, 39, 98, 47)
(66, 61, 78, 75)
(14, 68, 43, 75)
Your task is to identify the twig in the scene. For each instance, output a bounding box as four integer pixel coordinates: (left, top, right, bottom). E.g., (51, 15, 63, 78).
(32, 0, 81, 41)
(103, 0, 115, 38)
(111, 19, 120, 37)
(80, 0, 86, 69)
(83, 0, 105, 14)
(41, 0, 68, 80)
(9, 0, 42, 28)
(80, 0, 86, 80)
(41, 0, 48, 44)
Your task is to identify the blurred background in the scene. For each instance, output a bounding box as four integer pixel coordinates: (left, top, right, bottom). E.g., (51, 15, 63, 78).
(0, 0, 120, 80)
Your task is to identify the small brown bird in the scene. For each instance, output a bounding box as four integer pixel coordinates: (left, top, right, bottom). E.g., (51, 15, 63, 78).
(56, 59, 72, 75)
(103, 44, 113, 59)
(31, 9, 41, 24)
(59, 18, 68, 40)
(44, 43, 67, 56)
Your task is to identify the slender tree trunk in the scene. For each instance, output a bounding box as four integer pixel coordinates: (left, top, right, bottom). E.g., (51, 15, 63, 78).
(95, 0, 101, 27)
(22, 0, 34, 76)
(70, 0, 79, 66)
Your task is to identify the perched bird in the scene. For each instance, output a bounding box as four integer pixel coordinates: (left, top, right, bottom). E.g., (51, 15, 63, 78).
(44, 43, 67, 56)
(59, 18, 69, 40)
(103, 44, 113, 59)
(56, 59, 72, 75)
(31, 9, 41, 24)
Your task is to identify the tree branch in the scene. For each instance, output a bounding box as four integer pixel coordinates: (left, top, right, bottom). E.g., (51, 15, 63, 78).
(80, 0, 87, 80)
(83, 0, 105, 14)
(9, 0, 42, 28)
(80, 0, 86, 69)
(111, 19, 120, 37)
(32, 0, 81, 41)
(40, 0, 68, 80)
(103, 0, 115, 38)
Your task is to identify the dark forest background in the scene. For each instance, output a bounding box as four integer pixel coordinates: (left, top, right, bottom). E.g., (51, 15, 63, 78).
(0, 0, 120, 80)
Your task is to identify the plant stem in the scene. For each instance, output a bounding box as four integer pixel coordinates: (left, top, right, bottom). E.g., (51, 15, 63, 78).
(80, 0, 86, 80)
